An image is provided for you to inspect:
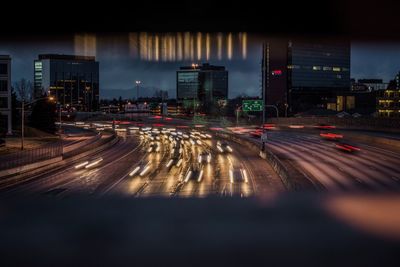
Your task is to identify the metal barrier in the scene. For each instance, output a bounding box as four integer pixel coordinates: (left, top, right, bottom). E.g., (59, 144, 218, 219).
(0, 142, 63, 171)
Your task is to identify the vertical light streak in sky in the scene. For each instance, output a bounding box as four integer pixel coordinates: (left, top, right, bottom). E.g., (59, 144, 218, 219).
(184, 32, 190, 60)
(155, 34, 159, 61)
(74, 33, 97, 57)
(242, 32, 247, 60)
(177, 32, 183, 61)
(227, 32, 232, 60)
(206, 33, 210, 61)
(197, 32, 202, 60)
(217, 33, 223, 60)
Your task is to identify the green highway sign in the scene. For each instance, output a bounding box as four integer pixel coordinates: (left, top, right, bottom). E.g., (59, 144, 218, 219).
(242, 100, 263, 112)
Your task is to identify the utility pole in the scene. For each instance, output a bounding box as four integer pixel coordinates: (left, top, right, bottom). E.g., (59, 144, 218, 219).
(135, 80, 141, 101)
(21, 99, 24, 150)
(261, 43, 268, 125)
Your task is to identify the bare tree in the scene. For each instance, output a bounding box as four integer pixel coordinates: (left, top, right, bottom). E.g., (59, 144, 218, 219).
(14, 79, 33, 101)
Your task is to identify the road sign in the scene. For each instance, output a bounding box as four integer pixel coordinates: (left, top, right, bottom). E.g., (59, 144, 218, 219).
(242, 100, 263, 112)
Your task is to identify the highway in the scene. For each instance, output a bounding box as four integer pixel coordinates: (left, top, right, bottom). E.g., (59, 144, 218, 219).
(240, 129, 400, 192)
(1, 123, 284, 197)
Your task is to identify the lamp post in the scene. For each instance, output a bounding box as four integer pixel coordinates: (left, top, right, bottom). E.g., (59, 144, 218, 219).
(236, 105, 242, 126)
(135, 80, 141, 102)
(284, 103, 288, 117)
(262, 104, 279, 126)
(20, 96, 54, 150)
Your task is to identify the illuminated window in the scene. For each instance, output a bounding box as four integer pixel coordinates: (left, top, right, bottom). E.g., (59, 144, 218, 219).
(333, 67, 341, 72)
(327, 103, 336, 111)
(323, 66, 332, 71)
(346, 96, 355, 110)
(312, 66, 321, 71)
(337, 96, 344, 111)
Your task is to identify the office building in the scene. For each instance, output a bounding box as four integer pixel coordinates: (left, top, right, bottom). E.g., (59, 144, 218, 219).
(34, 54, 99, 111)
(0, 55, 12, 135)
(262, 40, 351, 115)
(352, 79, 387, 91)
(376, 73, 400, 117)
(177, 63, 228, 114)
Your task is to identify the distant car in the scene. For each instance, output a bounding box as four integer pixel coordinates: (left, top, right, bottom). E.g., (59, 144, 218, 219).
(335, 142, 361, 152)
(184, 163, 204, 183)
(249, 129, 263, 138)
(217, 141, 233, 153)
(229, 167, 249, 184)
(148, 142, 160, 153)
(314, 124, 336, 130)
(320, 132, 343, 140)
(198, 151, 212, 164)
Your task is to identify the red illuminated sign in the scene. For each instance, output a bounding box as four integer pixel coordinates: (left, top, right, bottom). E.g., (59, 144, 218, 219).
(272, 70, 282, 76)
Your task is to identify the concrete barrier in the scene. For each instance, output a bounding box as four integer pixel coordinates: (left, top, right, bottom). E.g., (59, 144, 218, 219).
(215, 131, 316, 191)
(62, 133, 101, 154)
(0, 134, 118, 187)
(0, 156, 63, 178)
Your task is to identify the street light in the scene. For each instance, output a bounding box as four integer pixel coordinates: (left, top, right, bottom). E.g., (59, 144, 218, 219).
(236, 105, 242, 126)
(262, 104, 279, 126)
(20, 96, 53, 150)
(135, 80, 141, 101)
(284, 103, 289, 117)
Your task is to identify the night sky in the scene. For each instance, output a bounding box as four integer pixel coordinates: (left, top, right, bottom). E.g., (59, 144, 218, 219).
(1, 34, 400, 99)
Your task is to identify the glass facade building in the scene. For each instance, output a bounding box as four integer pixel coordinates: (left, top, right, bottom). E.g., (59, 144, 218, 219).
(34, 54, 99, 111)
(263, 40, 351, 115)
(288, 42, 350, 90)
(177, 63, 228, 113)
(0, 55, 12, 135)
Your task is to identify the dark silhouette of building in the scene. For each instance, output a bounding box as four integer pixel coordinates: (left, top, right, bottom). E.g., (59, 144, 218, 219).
(34, 54, 99, 111)
(262, 40, 350, 116)
(0, 55, 12, 135)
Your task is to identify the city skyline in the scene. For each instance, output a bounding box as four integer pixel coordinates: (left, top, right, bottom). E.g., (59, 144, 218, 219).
(1, 35, 400, 99)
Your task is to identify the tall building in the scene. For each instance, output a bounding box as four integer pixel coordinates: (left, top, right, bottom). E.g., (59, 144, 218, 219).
(262, 40, 351, 115)
(34, 54, 99, 111)
(0, 55, 12, 135)
(376, 73, 400, 117)
(177, 63, 228, 114)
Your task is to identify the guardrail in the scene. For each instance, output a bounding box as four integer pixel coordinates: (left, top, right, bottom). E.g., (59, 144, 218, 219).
(267, 117, 400, 133)
(62, 133, 101, 154)
(0, 142, 63, 171)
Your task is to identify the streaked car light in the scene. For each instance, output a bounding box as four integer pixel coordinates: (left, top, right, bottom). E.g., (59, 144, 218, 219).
(129, 166, 141, 176)
(75, 161, 89, 169)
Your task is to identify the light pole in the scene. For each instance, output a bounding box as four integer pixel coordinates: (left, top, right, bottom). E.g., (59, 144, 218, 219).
(20, 96, 54, 150)
(263, 104, 279, 125)
(135, 80, 141, 102)
(236, 105, 242, 126)
(284, 103, 288, 117)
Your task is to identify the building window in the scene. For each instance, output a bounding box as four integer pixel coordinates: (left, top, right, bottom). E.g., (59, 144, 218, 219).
(0, 80, 7, 91)
(333, 67, 341, 72)
(0, 64, 7, 75)
(323, 66, 332, 71)
(337, 96, 344, 111)
(346, 96, 355, 110)
(0, 97, 8, 109)
(312, 66, 321, 71)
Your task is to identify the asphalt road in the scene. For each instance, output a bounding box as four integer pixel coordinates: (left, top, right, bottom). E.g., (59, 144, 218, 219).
(243, 130, 400, 192)
(2, 125, 284, 197)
